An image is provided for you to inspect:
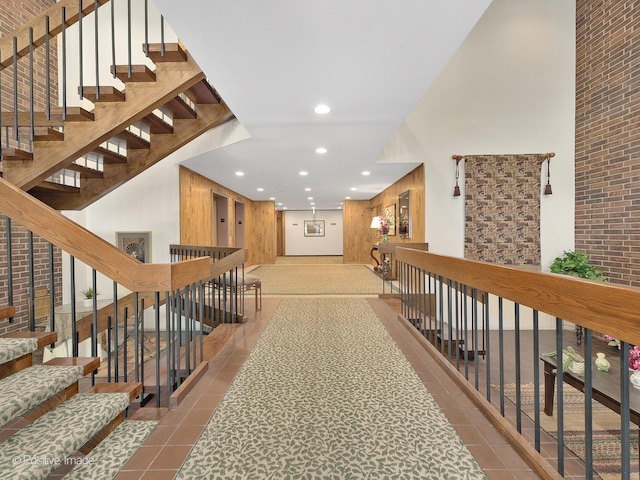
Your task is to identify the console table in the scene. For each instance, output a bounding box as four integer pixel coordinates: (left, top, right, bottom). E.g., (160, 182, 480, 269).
(541, 353, 640, 426)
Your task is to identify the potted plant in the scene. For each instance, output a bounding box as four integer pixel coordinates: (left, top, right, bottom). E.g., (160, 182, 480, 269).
(81, 288, 98, 307)
(550, 250, 607, 281)
(543, 346, 586, 376)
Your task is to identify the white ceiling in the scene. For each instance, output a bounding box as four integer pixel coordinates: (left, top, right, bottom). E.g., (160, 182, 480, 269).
(153, 0, 493, 211)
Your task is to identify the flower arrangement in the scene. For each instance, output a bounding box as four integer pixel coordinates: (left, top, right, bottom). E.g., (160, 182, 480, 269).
(605, 335, 640, 370)
(379, 217, 392, 235)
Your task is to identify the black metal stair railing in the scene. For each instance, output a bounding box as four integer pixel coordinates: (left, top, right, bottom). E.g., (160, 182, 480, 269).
(0, 215, 248, 408)
(395, 247, 640, 480)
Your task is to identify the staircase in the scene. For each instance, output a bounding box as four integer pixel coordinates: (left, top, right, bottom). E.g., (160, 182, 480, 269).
(0, 0, 234, 210)
(0, 307, 155, 479)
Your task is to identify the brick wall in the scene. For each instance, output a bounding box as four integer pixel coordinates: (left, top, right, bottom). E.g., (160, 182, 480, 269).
(1, 0, 58, 149)
(575, 0, 640, 286)
(0, 0, 62, 331)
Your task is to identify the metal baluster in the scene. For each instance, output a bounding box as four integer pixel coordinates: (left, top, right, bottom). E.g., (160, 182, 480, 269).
(113, 281, 119, 382)
(133, 292, 139, 381)
(498, 297, 504, 416)
(78, 0, 83, 100)
(28, 231, 35, 331)
(584, 328, 593, 479)
(484, 293, 491, 402)
(514, 302, 521, 432)
(154, 292, 161, 407)
(110, 0, 116, 78)
(70, 256, 78, 356)
(127, 0, 132, 78)
(61, 7, 67, 119)
(463, 285, 469, 379)
(5, 218, 13, 323)
(107, 316, 112, 382)
(28, 28, 34, 142)
(48, 243, 55, 344)
(165, 291, 172, 407)
(532, 309, 540, 451)
(620, 341, 632, 480)
(555, 317, 565, 475)
(472, 288, 479, 390)
(45, 16, 51, 120)
(12, 37, 18, 141)
(94, 0, 100, 100)
(123, 306, 129, 382)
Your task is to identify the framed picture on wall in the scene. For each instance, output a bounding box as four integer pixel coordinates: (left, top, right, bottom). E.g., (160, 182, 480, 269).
(116, 232, 151, 263)
(384, 204, 396, 236)
(304, 220, 325, 237)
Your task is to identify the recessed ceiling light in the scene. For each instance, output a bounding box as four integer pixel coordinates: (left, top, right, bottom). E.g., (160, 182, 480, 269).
(283, 207, 288, 210)
(299, 171, 308, 176)
(235, 171, 244, 176)
(310, 202, 315, 205)
(257, 187, 264, 192)
(277, 202, 283, 206)
(361, 171, 370, 176)
(350, 187, 357, 191)
(305, 188, 311, 192)
(314, 104, 331, 114)
(270, 197, 275, 200)
(345, 196, 351, 200)
(315, 147, 327, 154)
(307, 197, 313, 200)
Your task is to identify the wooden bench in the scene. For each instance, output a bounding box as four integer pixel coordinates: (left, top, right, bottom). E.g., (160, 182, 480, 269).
(541, 354, 640, 426)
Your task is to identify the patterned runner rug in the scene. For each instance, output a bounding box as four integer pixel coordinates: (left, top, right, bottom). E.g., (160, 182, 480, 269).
(176, 298, 486, 479)
(251, 264, 384, 295)
(500, 383, 639, 479)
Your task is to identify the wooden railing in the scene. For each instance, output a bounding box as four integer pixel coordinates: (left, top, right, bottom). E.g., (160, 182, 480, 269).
(0, 178, 246, 406)
(395, 247, 640, 480)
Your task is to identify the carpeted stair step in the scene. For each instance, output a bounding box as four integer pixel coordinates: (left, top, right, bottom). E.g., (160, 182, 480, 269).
(0, 358, 99, 428)
(63, 419, 158, 479)
(0, 332, 59, 379)
(0, 392, 131, 479)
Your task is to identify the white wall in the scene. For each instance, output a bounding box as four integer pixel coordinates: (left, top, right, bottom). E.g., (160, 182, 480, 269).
(377, 0, 576, 271)
(284, 210, 343, 256)
(62, 119, 249, 301)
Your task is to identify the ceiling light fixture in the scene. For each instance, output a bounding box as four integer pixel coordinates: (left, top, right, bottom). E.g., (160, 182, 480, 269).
(235, 171, 244, 176)
(315, 147, 327, 154)
(350, 187, 357, 191)
(361, 171, 370, 176)
(307, 197, 313, 200)
(305, 188, 311, 192)
(299, 171, 308, 176)
(257, 187, 264, 192)
(314, 104, 331, 114)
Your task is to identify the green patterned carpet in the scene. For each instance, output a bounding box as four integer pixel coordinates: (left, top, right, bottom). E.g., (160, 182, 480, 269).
(176, 298, 486, 479)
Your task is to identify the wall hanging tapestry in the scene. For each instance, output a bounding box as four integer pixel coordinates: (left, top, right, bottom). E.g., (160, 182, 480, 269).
(462, 154, 548, 265)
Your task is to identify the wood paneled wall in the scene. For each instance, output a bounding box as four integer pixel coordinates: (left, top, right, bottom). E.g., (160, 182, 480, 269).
(369, 165, 425, 244)
(342, 165, 425, 263)
(179, 167, 276, 265)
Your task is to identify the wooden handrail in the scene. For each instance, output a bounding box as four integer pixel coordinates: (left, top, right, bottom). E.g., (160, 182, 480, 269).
(395, 248, 640, 347)
(0, 0, 109, 69)
(0, 177, 245, 292)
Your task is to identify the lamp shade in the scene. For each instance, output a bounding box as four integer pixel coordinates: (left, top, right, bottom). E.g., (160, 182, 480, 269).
(370, 216, 382, 229)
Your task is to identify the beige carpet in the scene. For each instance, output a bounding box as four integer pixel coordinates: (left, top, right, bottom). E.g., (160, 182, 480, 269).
(501, 383, 639, 480)
(251, 264, 384, 295)
(275, 255, 344, 265)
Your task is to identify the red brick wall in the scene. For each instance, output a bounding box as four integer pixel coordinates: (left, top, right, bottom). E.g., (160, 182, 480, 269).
(575, 0, 640, 286)
(1, 0, 58, 149)
(0, 0, 62, 331)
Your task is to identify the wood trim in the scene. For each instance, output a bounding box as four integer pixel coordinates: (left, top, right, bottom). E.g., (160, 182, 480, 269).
(395, 248, 640, 347)
(0, 0, 109, 68)
(0, 306, 16, 321)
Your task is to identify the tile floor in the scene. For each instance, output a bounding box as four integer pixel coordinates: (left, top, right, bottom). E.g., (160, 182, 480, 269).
(106, 296, 560, 479)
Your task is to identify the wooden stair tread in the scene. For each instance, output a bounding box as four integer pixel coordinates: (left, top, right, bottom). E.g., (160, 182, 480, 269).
(186, 80, 220, 105)
(0, 306, 15, 321)
(1, 108, 96, 126)
(65, 162, 104, 178)
(86, 381, 143, 401)
(30, 181, 80, 193)
(17, 126, 64, 142)
(116, 130, 151, 149)
(2, 148, 33, 161)
(81, 85, 125, 103)
(45, 356, 100, 376)
(111, 64, 156, 82)
(144, 42, 187, 63)
(160, 96, 197, 119)
(1, 331, 57, 349)
(141, 112, 173, 134)
(93, 145, 128, 164)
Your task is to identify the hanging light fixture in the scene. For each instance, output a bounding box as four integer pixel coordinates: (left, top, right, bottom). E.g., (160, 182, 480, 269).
(544, 152, 555, 195)
(452, 155, 463, 197)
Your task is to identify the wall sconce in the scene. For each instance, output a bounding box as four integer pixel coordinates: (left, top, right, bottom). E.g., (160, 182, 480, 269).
(452, 155, 463, 197)
(544, 152, 555, 195)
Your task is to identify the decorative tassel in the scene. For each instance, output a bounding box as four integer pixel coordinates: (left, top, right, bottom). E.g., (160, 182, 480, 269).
(544, 153, 554, 195)
(452, 155, 462, 197)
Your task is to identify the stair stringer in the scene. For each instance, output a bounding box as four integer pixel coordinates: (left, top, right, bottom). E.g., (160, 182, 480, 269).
(3, 51, 205, 192)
